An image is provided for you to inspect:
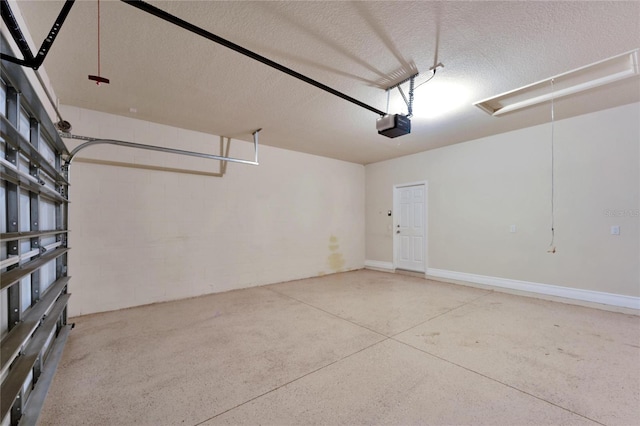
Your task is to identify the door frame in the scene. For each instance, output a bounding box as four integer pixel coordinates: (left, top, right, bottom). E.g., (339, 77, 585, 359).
(393, 181, 428, 274)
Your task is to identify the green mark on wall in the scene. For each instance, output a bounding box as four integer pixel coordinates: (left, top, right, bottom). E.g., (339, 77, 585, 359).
(328, 235, 345, 272)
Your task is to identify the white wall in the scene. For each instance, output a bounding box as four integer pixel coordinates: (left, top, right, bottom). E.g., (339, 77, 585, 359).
(63, 106, 364, 316)
(366, 103, 640, 298)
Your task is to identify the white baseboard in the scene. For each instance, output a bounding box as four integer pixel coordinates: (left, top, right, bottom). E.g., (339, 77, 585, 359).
(364, 260, 394, 271)
(426, 268, 640, 310)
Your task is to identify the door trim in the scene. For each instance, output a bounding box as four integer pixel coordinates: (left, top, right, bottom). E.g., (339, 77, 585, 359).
(393, 181, 428, 274)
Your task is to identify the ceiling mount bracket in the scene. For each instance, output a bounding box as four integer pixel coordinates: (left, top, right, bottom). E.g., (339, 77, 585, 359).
(385, 72, 418, 118)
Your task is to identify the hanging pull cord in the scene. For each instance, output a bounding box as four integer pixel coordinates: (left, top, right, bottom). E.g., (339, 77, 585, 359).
(97, 0, 101, 77)
(548, 78, 556, 253)
(88, 0, 110, 85)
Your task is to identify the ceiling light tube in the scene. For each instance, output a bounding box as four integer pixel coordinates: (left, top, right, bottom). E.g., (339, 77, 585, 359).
(475, 49, 639, 116)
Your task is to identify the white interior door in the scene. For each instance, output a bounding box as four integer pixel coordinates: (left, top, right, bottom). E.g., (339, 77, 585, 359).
(394, 183, 426, 272)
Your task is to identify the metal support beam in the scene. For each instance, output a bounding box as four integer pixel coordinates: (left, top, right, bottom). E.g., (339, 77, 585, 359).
(33, 354, 43, 387)
(29, 118, 42, 306)
(5, 86, 20, 137)
(2, 39, 71, 426)
(29, 117, 42, 179)
(4, 71, 20, 336)
(5, 102, 20, 330)
(56, 252, 65, 280)
(10, 390, 23, 426)
(0, 0, 75, 69)
(7, 278, 21, 330)
(30, 189, 41, 305)
(32, 0, 75, 69)
(0, 0, 34, 67)
(5, 178, 21, 332)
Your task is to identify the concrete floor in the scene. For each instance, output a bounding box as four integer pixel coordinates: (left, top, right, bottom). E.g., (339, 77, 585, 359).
(38, 270, 640, 425)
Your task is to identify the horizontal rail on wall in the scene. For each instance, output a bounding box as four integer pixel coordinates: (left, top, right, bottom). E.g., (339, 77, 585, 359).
(61, 129, 261, 178)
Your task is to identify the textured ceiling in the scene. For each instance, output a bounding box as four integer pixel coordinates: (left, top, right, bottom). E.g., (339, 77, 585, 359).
(15, 1, 640, 164)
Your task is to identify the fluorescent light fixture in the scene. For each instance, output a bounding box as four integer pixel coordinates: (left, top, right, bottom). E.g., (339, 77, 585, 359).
(474, 49, 639, 116)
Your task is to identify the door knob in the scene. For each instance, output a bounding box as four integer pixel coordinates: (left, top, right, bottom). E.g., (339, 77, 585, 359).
(396, 230, 400, 234)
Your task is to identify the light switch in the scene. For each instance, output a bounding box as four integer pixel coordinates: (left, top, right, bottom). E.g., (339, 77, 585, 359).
(611, 225, 620, 235)
(510, 225, 516, 233)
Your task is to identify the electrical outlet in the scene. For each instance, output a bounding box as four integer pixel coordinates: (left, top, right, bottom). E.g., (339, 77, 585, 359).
(611, 225, 620, 235)
(510, 225, 516, 233)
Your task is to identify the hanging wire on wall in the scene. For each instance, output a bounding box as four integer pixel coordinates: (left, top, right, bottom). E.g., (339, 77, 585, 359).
(547, 78, 556, 254)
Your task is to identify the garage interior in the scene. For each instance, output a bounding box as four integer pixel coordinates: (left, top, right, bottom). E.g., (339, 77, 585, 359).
(1, 1, 639, 425)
